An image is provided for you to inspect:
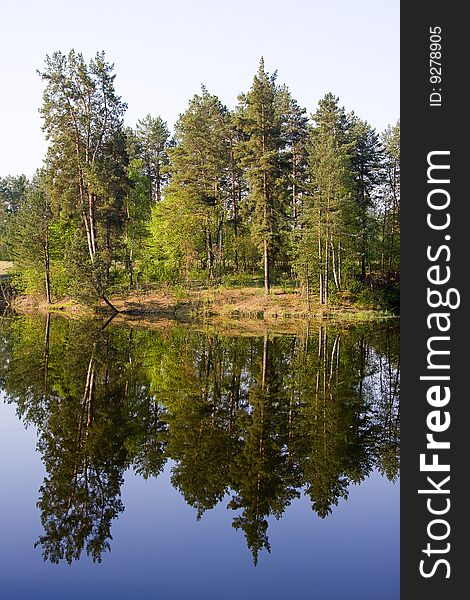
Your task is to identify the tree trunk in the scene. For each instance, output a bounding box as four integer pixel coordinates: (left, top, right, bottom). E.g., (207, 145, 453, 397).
(261, 333, 268, 390)
(87, 191, 97, 258)
(264, 237, 270, 294)
(44, 235, 51, 304)
(155, 161, 162, 202)
(381, 209, 387, 277)
(292, 144, 297, 223)
(324, 236, 329, 305)
(102, 294, 119, 313)
(331, 240, 341, 292)
(206, 225, 214, 281)
(305, 262, 311, 311)
(387, 198, 397, 281)
(217, 214, 224, 279)
(318, 229, 323, 305)
(231, 155, 239, 274)
(338, 242, 342, 290)
(128, 236, 134, 287)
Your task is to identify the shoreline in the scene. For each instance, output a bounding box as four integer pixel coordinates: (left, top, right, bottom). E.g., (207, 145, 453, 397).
(9, 286, 398, 332)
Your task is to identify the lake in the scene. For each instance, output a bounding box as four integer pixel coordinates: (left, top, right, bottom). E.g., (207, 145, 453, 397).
(0, 314, 399, 599)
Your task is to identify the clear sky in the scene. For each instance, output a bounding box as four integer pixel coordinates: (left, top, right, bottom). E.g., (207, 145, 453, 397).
(0, 0, 399, 178)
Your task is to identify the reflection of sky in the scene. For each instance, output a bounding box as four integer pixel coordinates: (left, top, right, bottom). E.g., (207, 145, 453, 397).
(0, 397, 399, 600)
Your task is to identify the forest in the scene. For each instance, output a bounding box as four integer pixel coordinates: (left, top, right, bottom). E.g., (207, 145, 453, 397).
(0, 51, 400, 312)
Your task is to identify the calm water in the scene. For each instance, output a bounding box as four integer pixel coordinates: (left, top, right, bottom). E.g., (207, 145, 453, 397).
(0, 314, 399, 599)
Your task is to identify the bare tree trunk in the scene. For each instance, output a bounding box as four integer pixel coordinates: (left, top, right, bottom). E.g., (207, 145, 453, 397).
(331, 239, 341, 292)
(102, 294, 119, 313)
(231, 156, 239, 274)
(387, 199, 397, 281)
(155, 162, 162, 203)
(87, 191, 97, 257)
(263, 169, 270, 295)
(264, 237, 270, 295)
(217, 214, 224, 279)
(44, 235, 51, 304)
(261, 106, 270, 295)
(292, 144, 297, 223)
(381, 209, 387, 276)
(318, 213, 323, 305)
(338, 242, 342, 289)
(324, 236, 329, 305)
(128, 236, 134, 287)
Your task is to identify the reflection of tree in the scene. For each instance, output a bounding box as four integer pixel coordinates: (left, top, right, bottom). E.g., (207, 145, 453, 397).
(296, 329, 372, 517)
(368, 323, 400, 482)
(2, 317, 131, 563)
(161, 335, 245, 517)
(35, 345, 133, 563)
(0, 315, 400, 564)
(228, 335, 301, 564)
(123, 330, 168, 480)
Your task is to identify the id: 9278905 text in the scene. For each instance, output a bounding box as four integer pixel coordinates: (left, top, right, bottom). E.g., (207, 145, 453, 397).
(429, 26, 442, 107)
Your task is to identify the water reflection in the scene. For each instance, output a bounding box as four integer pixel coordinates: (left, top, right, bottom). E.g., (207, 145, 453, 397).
(0, 314, 399, 565)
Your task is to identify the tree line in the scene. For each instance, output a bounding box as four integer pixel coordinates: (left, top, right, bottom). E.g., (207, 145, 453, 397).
(0, 51, 400, 309)
(1, 315, 399, 564)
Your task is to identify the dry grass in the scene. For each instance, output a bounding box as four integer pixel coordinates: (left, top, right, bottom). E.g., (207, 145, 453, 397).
(11, 295, 94, 317)
(11, 285, 388, 332)
(110, 286, 382, 325)
(0, 261, 13, 276)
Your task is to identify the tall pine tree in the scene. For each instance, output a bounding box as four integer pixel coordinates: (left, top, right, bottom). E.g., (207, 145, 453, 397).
(238, 59, 287, 293)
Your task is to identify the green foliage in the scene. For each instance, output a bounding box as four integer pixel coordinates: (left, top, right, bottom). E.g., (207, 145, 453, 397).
(130, 114, 171, 203)
(7, 172, 54, 301)
(0, 175, 28, 259)
(145, 190, 204, 283)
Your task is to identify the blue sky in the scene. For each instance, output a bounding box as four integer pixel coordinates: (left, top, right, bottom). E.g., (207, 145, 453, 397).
(0, 0, 399, 178)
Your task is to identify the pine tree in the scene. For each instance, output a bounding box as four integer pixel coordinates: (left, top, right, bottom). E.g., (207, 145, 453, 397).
(276, 85, 309, 224)
(38, 50, 129, 307)
(166, 86, 231, 281)
(349, 116, 382, 279)
(0, 175, 28, 259)
(238, 59, 287, 294)
(298, 93, 354, 305)
(131, 114, 171, 203)
(379, 121, 400, 280)
(8, 172, 53, 302)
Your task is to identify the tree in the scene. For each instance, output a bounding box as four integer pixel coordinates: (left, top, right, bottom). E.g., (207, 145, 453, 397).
(8, 172, 54, 302)
(0, 175, 28, 259)
(38, 50, 129, 308)
(146, 189, 203, 283)
(131, 114, 171, 203)
(349, 116, 382, 279)
(164, 86, 231, 281)
(379, 121, 400, 280)
(276, 85, 309, 224)
(123, 157, 152, 287)
(297, 93, 354, 305)
(238, 59, 287, 294)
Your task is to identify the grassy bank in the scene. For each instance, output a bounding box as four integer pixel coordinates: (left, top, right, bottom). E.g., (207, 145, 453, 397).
(11, 284, 396, 327)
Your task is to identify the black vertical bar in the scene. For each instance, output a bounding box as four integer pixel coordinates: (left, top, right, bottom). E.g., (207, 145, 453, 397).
(401, 3, 467, 598)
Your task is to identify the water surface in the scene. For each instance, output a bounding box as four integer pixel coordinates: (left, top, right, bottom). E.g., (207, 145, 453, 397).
(0, 314, 399, 599)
